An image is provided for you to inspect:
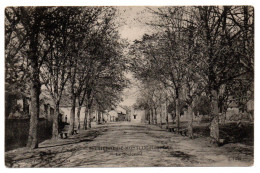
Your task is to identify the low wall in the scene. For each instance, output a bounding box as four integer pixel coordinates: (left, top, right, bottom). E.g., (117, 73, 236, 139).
(5, 118, 52, 151)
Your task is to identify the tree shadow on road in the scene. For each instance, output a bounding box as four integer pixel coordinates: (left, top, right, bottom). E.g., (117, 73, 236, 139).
(5, 127, 108, 167)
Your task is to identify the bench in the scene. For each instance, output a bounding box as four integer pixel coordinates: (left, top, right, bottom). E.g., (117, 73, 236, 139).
(168, 127, 180, 133)
(167, 127, 188, 136)
(210, 138, 227, 147)
(179, 128, 188, 136)
(168, 127, 175, 132)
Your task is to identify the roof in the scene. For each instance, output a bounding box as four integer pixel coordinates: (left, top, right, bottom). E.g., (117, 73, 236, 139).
(115, 106, 127, 114)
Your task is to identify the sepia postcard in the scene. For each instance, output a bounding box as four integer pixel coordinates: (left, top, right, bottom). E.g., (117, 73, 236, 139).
(4, 5, 254, 167)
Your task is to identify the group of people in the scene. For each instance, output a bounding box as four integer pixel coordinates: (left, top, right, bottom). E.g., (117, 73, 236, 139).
(58, 114, 69, 138)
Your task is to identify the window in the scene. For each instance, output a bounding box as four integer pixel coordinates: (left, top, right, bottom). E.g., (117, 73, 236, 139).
(134, 115, 137, 119)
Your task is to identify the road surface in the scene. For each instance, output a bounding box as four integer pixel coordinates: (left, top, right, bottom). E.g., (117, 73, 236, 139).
(5, 122, 253, 167)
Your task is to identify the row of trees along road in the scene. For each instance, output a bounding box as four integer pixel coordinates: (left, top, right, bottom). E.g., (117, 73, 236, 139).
(5, 7, 128, 149)
(130, 6, 254, 142)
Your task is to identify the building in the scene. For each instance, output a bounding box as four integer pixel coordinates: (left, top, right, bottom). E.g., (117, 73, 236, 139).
(6, 90, 58, 121)
(117, 112, 127, 121)
(130, 107, 146, 123)
(108, 109, 118, 122)
(107, 106, 130, 122)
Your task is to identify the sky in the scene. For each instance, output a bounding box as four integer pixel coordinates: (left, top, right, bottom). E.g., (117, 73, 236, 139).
(115, 7, 155, 107)
(116, 7, 154, 43)
(119, 73, 140, 107)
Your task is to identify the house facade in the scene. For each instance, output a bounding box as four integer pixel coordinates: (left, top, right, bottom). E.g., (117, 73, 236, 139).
(130, 107, 145, 123)
(107, 106, 130, 122)
(6, 90, 57, 121)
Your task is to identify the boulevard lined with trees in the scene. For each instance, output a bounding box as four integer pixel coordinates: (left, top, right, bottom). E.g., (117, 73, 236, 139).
(5, 7, 128, 149)
(4, 6, 254, 167)
(130, 6, 254, 143)
(5, 6, 254, 151)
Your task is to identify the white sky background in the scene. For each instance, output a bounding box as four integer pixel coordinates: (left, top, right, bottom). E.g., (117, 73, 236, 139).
(116, 7, 155, 42)
(115, 7, 156, 107)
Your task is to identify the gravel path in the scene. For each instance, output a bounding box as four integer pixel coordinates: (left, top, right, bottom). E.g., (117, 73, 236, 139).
(5, 122, 253, 167)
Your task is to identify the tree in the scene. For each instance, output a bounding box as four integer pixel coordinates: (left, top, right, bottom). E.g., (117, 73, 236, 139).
(194, 6, 254, 142)
(130, 6, 253, 142)
(130, 31, 186, 132)
(5, 7, 54, 148)
(66, 7, 127, 134)
(39, 7, 84, 139)
(5, 8, 31, 119)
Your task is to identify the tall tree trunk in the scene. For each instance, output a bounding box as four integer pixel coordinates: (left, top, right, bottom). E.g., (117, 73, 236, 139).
(154, 108, 157, 125)
(209, 90, 220, 142)
(84, 104, 92, 129)
(83, 90, 93, 129)
(95, 110, 98, 122)
(170, 112, 175, 125)
(52, 102, 60, 139)
(147, 109, 150, 124)
(87, 109, 91, 128)
(187, 103, 194, 139)
(150, 108, 153, 124)
(27, 30, 40, 149)
(165, 101, 169, 129)
(83, 106, 88, 130)
(76, 105, 82, 132)
(159, 106, 163, 128)
(69, 94, 76, 135)
(97, 110, 101, 124)
(175, 90, 180, 133)
(27, 72, 40, 148)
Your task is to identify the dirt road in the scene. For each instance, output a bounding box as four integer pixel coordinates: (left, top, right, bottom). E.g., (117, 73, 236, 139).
(5, 122, 253, 167)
